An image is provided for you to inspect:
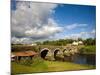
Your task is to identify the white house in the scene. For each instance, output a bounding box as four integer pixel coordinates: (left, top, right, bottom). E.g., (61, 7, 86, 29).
(72, 41, 78, 46)
(78, 41, 83, 45)
(72, 41, 83, 46)
(29, 43, 37, 46)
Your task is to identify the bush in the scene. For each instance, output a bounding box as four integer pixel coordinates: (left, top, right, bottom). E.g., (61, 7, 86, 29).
(19, 57, 34, 66)
(79, 45, 96, 54)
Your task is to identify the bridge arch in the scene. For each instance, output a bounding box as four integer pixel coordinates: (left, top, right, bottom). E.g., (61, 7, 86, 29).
(40, 48, 50, 59)
(54, 48, 61, 58)
(63, 48, 68, 53)
(63, 48, 72, 52)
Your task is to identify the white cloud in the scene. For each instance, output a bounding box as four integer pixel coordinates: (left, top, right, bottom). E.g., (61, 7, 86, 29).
(11, 2, 63, 44)
(91, 29, 96, 34)
(24, 18, 63, 38)
(11, 37, 33, 44)
(65, 23, 87, 30)
(65, 29, 96, 39)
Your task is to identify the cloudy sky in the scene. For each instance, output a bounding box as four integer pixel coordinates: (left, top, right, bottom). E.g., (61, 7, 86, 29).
(11, 0, 96, 44)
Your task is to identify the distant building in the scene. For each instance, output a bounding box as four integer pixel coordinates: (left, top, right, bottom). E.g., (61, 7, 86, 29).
(30, 43, 37, 46)
(72, 41, 83, 46)
(72, 41, 78, 46)
(78, 41, 83, 45)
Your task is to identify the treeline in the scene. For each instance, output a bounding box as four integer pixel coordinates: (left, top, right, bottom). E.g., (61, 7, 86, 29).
(12, 45, 40, 52)
(36, 39, 73, 46)
(83, 38, 96, 45)
(35, 38, 96, 46)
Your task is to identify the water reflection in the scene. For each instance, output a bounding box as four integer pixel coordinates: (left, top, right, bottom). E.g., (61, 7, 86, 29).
(63, 54, 96, 65)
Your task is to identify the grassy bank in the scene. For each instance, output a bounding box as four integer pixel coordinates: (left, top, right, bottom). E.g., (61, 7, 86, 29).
(11, 57, 95, 74)
(79, 45, 96, 54)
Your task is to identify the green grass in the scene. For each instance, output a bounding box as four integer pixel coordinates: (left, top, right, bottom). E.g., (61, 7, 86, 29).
(11, 57, 95, 74)
(43, 61, 95, 71)
(79, 45, 96, 54)
(11, 57, 48, 74)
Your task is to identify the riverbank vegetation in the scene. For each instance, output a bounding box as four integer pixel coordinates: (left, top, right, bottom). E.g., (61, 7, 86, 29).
(79, 38, 96, 54)
(79, 45, 96, 54)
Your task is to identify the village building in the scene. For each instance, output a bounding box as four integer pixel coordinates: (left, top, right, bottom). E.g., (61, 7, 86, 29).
(30, 43, 37, 46)
(26, 43, 37, 46)
(72, 41, 78, 46)
(72, 41, 83, 46)
(78, 41, 83, 45)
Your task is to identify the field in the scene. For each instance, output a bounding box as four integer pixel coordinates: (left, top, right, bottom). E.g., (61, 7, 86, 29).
(11, 57, 95, 74)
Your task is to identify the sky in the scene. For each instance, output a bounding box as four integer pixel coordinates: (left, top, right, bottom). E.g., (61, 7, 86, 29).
(11, 0, 96, 44)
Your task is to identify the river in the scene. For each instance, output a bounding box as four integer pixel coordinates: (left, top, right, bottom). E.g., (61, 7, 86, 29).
(63, 54, 96, 65)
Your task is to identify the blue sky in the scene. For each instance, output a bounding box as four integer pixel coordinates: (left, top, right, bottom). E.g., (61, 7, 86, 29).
(11, 1, 96, 44)
(54, 4, 95, 30)
(52, 4, 96, 39)
(11, 0, 16, 10)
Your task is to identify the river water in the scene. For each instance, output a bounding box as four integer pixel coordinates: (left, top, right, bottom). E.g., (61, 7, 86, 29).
(63, 54, 96, 65)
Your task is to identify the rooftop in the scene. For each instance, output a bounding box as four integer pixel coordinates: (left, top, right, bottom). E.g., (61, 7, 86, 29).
(12, 51, 38, 57)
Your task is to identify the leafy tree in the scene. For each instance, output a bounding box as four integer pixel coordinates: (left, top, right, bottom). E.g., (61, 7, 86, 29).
(83, 38, 96, 45)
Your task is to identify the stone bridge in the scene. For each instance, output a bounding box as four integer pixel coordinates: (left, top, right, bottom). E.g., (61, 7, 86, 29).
(38, 45, 83, 60)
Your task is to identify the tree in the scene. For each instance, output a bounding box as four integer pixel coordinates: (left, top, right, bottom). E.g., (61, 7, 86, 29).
(83, 38, 96, 45)
(78, 38, 82, 41)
